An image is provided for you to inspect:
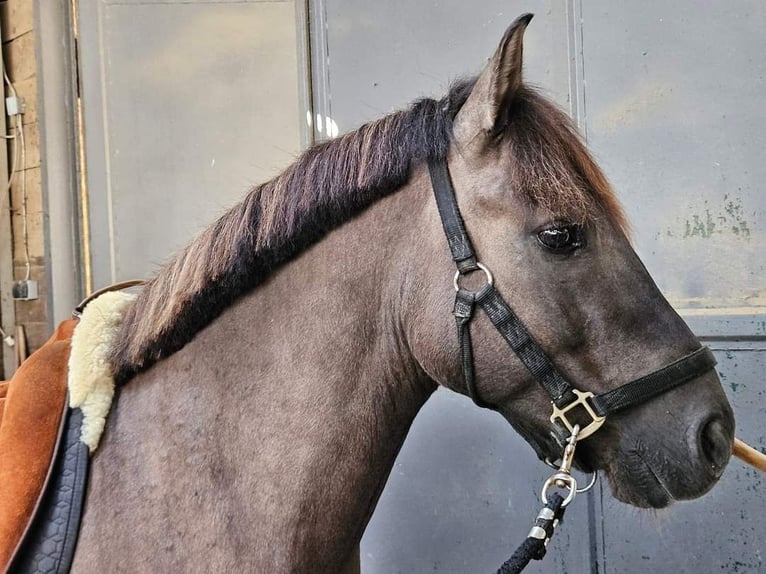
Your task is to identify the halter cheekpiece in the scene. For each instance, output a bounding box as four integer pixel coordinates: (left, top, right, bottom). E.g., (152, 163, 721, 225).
(427, 158, 717, 442)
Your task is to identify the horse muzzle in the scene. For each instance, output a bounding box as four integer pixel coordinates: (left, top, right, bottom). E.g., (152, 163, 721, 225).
(605, 401, 735, 509)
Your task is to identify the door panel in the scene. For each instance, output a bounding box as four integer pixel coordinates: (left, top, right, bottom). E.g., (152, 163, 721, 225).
(582, 1, 766, 333)
(78, 0, 304, 286)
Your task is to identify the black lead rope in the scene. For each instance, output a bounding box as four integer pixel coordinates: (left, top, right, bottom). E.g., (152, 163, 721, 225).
(496, 493, 566, 574)
(427, 157, 719, 572)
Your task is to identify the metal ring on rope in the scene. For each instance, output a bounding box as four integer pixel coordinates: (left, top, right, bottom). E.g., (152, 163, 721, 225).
(541, 472, 577, 507)
(453, 261, 493, 292)
(543, 458, 598, 494)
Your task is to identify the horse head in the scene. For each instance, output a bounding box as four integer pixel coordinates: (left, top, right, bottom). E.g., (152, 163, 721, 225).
(410, 14, 734, 509)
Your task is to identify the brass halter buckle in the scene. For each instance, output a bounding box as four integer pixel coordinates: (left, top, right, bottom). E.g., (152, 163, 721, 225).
(550, 389, 606, 440)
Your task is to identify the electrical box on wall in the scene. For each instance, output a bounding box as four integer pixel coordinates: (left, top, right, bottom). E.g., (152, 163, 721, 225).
(12, 279, 38, 301)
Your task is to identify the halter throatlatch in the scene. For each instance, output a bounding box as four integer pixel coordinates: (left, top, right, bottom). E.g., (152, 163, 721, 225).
(428, 158, 717, 441)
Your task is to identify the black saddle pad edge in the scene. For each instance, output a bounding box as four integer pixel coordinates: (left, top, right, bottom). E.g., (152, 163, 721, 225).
(10, 407, 89, 574)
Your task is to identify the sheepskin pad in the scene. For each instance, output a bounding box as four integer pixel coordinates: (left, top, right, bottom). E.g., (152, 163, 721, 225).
(68, 291, 136, 452)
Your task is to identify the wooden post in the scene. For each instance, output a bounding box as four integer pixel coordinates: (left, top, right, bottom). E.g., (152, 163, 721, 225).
(14, 324, 26, 365)
(0, 16, 18, 378)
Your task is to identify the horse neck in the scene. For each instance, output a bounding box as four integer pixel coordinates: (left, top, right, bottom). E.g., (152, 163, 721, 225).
(82, 167, 444, 571)
(187, 167, 437, 565)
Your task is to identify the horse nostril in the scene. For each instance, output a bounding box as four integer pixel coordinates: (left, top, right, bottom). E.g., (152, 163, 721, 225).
(698, 417, 732, 476)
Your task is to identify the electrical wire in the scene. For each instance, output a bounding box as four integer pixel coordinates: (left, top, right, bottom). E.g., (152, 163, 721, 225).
(1, 123, 19, 196)
(2, 59, 30, 281)
(18, 114, 28, 280)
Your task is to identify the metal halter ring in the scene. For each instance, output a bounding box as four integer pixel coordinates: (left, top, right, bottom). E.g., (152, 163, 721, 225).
(543, 460, 598, 494)
(453, 262, 494, 292)
(541, 472, 578, 507)
(576, 471, 598, 494)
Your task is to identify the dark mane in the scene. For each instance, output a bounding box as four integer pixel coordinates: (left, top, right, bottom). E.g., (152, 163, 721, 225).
(110, 80, 476, 382)
(111, 80, 625, 383)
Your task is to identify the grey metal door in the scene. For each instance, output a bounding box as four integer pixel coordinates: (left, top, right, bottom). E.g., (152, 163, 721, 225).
(307, 1, 765, 572)
(77, 0, 308, 286)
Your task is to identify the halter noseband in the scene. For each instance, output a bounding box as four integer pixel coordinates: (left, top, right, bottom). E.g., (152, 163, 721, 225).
(427, 158, 717, 441)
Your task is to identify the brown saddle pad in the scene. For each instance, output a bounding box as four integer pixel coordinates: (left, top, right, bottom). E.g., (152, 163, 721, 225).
(0, 319, 77, 572)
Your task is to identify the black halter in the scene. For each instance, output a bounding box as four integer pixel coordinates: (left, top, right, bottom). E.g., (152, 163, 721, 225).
(427, 158, 717, 441)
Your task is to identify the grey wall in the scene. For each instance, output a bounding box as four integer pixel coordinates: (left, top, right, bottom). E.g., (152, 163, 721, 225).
(78, 0, 306, 287)
(307, 1, 765, 572)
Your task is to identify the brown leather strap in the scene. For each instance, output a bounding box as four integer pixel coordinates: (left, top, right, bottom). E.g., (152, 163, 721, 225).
(73, 279, 145, 318)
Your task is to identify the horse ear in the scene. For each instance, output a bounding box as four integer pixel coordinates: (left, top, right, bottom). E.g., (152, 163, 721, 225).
(460, 14, 533, 137)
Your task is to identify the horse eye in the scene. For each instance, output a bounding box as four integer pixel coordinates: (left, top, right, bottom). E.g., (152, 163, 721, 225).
(537, 223, 585, 254)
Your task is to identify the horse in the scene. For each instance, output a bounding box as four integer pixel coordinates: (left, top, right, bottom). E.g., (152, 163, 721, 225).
(71, 15, 734, 573)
